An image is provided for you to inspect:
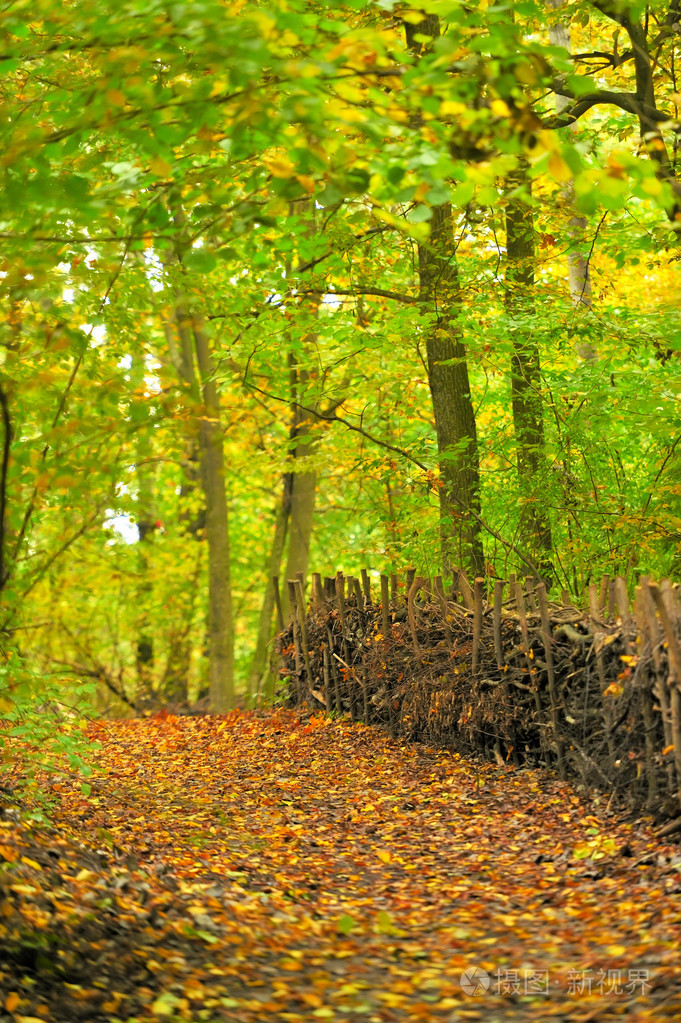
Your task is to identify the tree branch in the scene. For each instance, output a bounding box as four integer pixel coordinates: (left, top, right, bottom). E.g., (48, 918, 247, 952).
(296, 286, 417, 304)
(242, 378, 541, 575)
(0, 386, 11, 592)
(546, 89, 672, 128)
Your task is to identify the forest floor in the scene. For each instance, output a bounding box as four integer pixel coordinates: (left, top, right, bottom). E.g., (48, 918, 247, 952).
(1, 710, 681, 1023)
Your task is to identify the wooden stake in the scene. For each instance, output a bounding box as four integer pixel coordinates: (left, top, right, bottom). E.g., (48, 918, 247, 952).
(287, 580, 303, 703)
(335, 573, 355, 721)
(587, 581, 612, 756)
(641, 580, 675, 794)
(325, 624, 342, 713)
(407, 575, 424, 654)
(608, 578, 616, 622)
(311, 572, 323, 608)
(537, 582, 566, 779)
(273, 575, 285, 631)
(434, 575, 452, 647)
(335, 570, 345, 602)
(524, 577, 538, 613)
(514, 581, 529, 652)
(351, 576, 364, 612)
(322, 645, 333, 713)
(649, 581, 681, 801)
(380, 574, 390, 639)
(634, 585, 658, 806)
(294, 579, 313, 698)
(391, 573, 398, 602)
(471, 577, 484, 673)
(457, 569, 474, 610)
(335, 574, 351, 667)
(493, 579, 504, 668)
(516, 581, 546, 765)
(360, 568, 372, 606)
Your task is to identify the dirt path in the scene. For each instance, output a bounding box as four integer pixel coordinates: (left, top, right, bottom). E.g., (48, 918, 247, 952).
(1, 710, 680, 1021)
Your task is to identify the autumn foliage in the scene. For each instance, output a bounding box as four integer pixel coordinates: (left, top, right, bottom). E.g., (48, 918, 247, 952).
(1, 711, 681, 1021)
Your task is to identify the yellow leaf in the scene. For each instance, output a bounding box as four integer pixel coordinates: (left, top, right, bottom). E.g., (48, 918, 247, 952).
(20, 857, 41, 871)
(641, 177, 663, 197)
(150, 156, 172, 178)
(266, 155, 295, 179)
(603, 682, 623, 697)
(491, 99, 510, 117)
(376, 848, 391, 863)
(440, 100, 466, 116)
(573, 842, 593, 860)
(663, 744, 675, 755)
(547, 151, 573, 182)
(300, 993, 323, 1008)
(296, 174, 315, 194)
(210, 79, 227, 98)
(515, 61, 537, 85)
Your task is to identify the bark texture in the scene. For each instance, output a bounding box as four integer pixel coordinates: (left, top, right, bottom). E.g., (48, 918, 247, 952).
(406, 14, 485, 577)
(505, 170, 554, 580)
(191, 315, 235, 711)
(548, 1, 597, 360)
(247, 472, 292, 702)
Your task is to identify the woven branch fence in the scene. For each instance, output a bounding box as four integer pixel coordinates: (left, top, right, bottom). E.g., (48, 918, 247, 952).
(274, 567, 681, 825)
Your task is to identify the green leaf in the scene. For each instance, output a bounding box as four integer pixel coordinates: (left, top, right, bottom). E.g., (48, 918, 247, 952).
(337, 913, 357, 934)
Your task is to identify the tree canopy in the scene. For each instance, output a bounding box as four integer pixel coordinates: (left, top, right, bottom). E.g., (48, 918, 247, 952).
(1, 0, 680, 715)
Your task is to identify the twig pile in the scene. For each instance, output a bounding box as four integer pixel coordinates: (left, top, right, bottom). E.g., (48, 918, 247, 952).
(275, 569, 681, 820)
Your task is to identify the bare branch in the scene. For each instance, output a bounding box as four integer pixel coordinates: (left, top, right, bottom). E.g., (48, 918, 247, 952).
(242, 378, 540, 575)
(546, 89, 672, 128)
(296, 286, 417, 304)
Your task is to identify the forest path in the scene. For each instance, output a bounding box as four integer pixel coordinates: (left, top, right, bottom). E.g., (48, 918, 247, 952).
(2, 710, 681, 1022)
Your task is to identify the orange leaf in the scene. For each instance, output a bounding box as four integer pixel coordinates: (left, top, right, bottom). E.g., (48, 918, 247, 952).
(4, 992, 20, 1013)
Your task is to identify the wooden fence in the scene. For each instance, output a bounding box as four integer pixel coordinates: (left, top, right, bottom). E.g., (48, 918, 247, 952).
(274, 567, 681, 824)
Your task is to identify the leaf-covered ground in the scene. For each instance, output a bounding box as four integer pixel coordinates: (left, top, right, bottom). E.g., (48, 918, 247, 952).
(1, 710, 681, 1022)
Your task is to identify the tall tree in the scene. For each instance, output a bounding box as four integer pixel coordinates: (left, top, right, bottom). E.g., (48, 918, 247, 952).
(406, 13, 485, 577)
(504, 168, 554, 579)
(165, 239, 235, 712)
(548, 0, 597, 360)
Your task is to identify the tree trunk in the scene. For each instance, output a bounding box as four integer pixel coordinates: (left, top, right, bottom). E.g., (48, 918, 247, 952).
(406, 15, 484, 577)
(282, 366, 319, 601)
(247, 471, 292, 702)
(504, 168, 554, 580)
(548, 0, 597, 360)
(134, 423, 156, 690)
(420, 207, 485, 575)
(191, 314, 235, 712)
(281, 201, 322, 611)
